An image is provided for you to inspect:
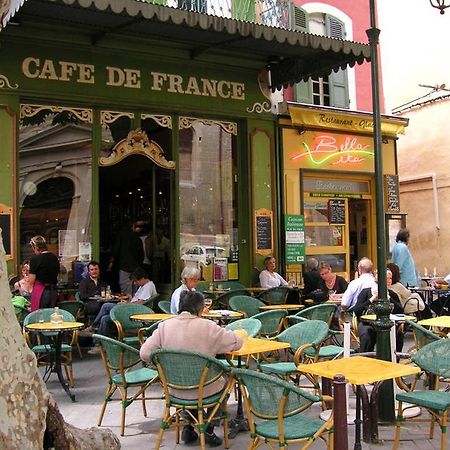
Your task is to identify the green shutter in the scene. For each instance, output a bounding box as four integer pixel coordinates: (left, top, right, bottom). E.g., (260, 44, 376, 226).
(232, 0, 256, 22)
(294, 80, 312, 104)
(289, 4, 308, 32)
(325, 14, 350, 109)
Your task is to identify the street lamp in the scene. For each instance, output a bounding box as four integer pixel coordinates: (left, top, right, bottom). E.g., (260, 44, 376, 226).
(429, 0, 450, 14)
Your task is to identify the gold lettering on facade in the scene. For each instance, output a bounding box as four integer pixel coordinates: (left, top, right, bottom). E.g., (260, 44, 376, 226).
(106, 66, 140, 88)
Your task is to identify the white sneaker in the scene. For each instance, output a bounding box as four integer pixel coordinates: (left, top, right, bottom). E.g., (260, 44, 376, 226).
(88, 346, 101, 355)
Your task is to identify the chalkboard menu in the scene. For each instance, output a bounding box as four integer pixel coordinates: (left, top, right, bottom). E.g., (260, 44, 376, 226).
(384, 174, 400, 213)
(255, 208, 273, 256)
(328, 199, 345, 225)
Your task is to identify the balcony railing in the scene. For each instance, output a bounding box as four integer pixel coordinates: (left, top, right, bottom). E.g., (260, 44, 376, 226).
(141, 0, 294, 31)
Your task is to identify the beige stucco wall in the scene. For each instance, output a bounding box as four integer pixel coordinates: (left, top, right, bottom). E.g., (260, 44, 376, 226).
(397, 98, 450, 277)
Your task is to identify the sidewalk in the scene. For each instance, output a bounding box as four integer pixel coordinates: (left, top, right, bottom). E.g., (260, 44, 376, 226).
(49, 350, 442, 450)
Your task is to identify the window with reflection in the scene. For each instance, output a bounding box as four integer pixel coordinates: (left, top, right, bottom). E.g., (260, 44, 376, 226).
(178, 119, 238, 280)
(19, 104, 93, 282)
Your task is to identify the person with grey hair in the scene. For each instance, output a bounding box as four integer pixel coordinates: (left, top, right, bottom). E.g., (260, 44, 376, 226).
(302, 257, 321, 296)
(170, 266, 201, 314)
(259, 256, 288, 288)
(28, 235, 60, 311)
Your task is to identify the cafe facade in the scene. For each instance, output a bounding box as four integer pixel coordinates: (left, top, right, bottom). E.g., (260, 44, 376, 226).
(0, 0, 383, 291)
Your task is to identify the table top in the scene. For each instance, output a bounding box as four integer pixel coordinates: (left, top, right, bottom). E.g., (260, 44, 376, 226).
(418, 316, 450, 328)
(88, 295, 120, 302)
(25, 321, 85, 332)
(228, 337, 290, 356)
(203, 310, 244, 319)
(259, 304, 304, 311)
(297, 356, 420, 385)
(130, 313, 175, 322)
(361, 314, 416, 322)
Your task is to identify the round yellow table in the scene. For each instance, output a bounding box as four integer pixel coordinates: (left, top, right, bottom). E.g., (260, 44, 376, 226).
(259, 304, 304, 311)
(130, 313, 175, 323)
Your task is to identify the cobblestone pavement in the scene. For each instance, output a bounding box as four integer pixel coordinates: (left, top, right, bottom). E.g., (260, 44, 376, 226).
(48, 345, 444, 450)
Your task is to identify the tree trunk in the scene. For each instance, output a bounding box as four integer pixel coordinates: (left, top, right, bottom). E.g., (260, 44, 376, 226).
(0, 234, 120, 450)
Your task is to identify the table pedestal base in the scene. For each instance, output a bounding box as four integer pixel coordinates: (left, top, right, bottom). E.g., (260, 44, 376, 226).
(228, 416, 249, 438)
(320, 408, 356, 424)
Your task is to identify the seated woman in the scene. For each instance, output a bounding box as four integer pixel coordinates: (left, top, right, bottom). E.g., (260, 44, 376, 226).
(317, 262, 348, 302)
(140, 291, 243, 446)
(170, 266, 201, 314)
(259, 256, 288, 289)
(14, 260, 33, 300)
(353, 269, 404, 353)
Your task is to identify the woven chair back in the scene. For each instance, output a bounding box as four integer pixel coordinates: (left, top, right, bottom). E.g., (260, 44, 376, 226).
(412, 338, 450, 378)
(252, 309, 288, 337)
(225, 318, 262, 337)
(275, 320, 329, 350)
(110, 303, 154, 333)
(229, 295, 265, 317)
(257, 286, 290, 305)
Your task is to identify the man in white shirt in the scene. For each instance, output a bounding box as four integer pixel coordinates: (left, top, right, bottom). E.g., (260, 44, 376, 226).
(340, 257, 376, 311)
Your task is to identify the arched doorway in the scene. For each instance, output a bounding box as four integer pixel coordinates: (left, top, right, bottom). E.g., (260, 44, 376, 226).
(99, 128, 174, 291)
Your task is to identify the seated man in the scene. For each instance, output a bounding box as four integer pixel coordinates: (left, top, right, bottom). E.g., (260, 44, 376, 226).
(88, 267, 156, 338)
(353, 269, 404, 353)
(78, 261, 104, 318)
(140, 291, 243, 446)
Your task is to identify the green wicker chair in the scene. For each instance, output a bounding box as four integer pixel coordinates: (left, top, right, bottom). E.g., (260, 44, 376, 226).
(252, 309, 288, 337)
(142, 293, 160, 309)
(257, 286, 290, 305)
(158, 300, 172, 314)
(150, 349, 234, 450)
(93, 334, 160, 436)
(109, 303, 154, 346)
(405, 319, 441, 352)
(229, 295, 265, 317)
(232, 368, 333, 449)
(286, 303, 337, 327)
(222, 281, 246, 291)
(225, 318, 262, 337)
(23, 308, 79, 386)
(59, 299, 85, 321)
(394, 339, 450, 450)
(259, 320, 330, 380)
(215, 289, 249, 309)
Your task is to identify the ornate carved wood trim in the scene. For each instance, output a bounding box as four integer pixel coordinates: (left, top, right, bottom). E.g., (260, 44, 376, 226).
(20, 104, 92, 123)
(140, 114, 172, 129)
(179, 116, 237, 135)
(100, 110, 134, 124)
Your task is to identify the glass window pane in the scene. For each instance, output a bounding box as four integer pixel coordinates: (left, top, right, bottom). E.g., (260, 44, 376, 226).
(179, 122, 238, 280)
(305, 225, 344, 247)
(19, 105, 93, 285)
(310, 253, 346, 273)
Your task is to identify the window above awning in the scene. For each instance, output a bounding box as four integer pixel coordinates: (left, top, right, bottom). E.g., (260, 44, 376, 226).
(2, 0, 371, 91)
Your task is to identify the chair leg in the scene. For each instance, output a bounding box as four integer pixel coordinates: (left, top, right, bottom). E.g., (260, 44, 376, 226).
(175, 411, 180, 444)
(154, 407, 170, 450)
(248, 436, 258, 450)
(393, 401, 403, 450)
(76, 342, 83, 359)
(441, 411, 448, 450)
(98, 384, 116, 426)
(141, 389, 147, 417)
(120, 387, 128, 436)
(198, 409, 206, 450)
(222, 402, 230, 449)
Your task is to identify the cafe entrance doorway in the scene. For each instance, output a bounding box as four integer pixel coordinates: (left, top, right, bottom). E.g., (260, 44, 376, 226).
(99, 154, 172, 291)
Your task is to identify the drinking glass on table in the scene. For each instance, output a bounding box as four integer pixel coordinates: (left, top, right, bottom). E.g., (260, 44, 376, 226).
(204, 298, 213, 312)
(328, 290, 337, 301)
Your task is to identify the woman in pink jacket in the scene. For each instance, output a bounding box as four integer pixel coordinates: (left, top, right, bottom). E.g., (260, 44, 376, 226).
(140, 291, 243, 446)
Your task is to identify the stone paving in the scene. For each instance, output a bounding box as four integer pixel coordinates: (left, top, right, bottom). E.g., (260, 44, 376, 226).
(47, 344, 444, 450)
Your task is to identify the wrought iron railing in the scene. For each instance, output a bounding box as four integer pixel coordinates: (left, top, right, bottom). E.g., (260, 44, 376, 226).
(141, 0, 294, 31)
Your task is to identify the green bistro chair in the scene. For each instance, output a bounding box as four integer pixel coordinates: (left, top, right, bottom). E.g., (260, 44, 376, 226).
(406, 319, 441, 352)
(229, 295, 265, 317)
(232, 368, 333, 449)
(23, 308, 79, 387)
(225, 317, 262, 337)
(137, 320, 162, 346)
(150, 349, 234, 450)
(109, 303, 154, 346)
(259, 321, 330, 381)
(215, 289, 249, 309)
(158, 299, 172, 314)
(93, 334, 160, 436)
(394, 339, 450, 450)
(252, 309, 288, 338)
(142, 293, 160, 309)
(59, 299, 85, 321)
(286, 303, 337, 327)
(257, 286, 290, 305)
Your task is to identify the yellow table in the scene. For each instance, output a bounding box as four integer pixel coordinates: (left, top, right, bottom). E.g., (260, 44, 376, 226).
(297, 356, 420, 448)
(361, 314, 416, 322)
(259, 303, 304, 311)
(203, 310, 243, 320)
(227, 338, 291, 437)
(418, 316, 450, 328)
(130, 313, 175, 322)
(25, 321, 85, 401)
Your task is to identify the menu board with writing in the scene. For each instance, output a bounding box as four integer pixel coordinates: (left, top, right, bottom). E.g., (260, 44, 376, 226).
(254, 208, 273, 256)
(328, 199, 345, 225)
(385, 174, 400, 213)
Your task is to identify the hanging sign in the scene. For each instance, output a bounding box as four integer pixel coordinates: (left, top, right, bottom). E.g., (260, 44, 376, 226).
(254, 208, 273, 256)
(384, 174, 400, 213)
(285, 215, 305, 264)
(328, 199, 345, 225)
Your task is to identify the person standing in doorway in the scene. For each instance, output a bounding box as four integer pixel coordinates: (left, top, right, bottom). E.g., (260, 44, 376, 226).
(111, 220, 145, 295)
(392, 228, 418, 288)
(28, 235, 60, 311)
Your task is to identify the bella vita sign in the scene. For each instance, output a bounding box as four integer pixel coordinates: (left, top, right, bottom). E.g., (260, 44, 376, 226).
(21, 57, 246, 101)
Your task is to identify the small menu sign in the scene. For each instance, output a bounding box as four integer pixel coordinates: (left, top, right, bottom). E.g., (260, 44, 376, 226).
(385, 174, 400, 213)
(328, 199, 345, 225)
(255, 208, 273, 256)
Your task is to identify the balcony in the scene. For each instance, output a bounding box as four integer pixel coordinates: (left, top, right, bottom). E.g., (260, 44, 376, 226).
(141, 0, 298, 31)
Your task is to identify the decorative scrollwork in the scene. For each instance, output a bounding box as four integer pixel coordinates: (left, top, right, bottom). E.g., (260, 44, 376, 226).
(101, 111, 135, 125)
(141, 114, 172, 129)
(99, 128, 175, 170)
(246, 102, 272, 114)
(179, 116, 237, 135)
(20, 104, 92, 123)
(0, 74, 18, 90)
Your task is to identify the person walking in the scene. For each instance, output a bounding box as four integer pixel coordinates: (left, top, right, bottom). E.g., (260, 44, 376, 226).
(391, 228, 418, 287)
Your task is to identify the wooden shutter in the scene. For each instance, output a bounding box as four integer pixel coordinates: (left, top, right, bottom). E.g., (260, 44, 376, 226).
(289, 4, 308, 32)
(325, 14, 350, 108)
